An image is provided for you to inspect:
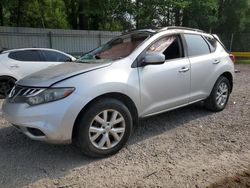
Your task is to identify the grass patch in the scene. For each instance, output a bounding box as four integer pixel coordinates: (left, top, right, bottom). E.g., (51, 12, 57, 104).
(236, 59, 250, 64)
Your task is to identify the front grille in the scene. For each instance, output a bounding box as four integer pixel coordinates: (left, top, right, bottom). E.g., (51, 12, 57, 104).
(8, 85, 44, 103)
(8, 85, 23, 99)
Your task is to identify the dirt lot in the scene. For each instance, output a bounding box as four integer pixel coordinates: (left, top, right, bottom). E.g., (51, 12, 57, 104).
(0, 64, 249, 188)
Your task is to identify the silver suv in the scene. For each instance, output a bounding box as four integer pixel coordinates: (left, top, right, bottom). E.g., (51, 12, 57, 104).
(2, 27, 234, 157)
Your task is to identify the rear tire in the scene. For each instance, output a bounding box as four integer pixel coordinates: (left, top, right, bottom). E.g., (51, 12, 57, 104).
(0, 76, 16, 98)
(205, 76, 231, 112)
(75, 98, 133, 158)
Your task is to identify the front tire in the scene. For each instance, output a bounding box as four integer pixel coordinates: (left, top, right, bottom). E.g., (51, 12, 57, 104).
(76, 98, 133, 158)
(205, 76, 231, 112)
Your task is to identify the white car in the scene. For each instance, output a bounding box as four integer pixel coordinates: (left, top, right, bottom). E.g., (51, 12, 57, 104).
(0, 48, 76, 97)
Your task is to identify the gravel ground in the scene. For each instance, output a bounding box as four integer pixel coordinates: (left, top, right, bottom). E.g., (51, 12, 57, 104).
(0, 64, 249, 188)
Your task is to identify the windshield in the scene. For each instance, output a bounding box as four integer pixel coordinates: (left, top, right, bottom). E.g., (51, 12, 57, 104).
(78, 32, 151, 63)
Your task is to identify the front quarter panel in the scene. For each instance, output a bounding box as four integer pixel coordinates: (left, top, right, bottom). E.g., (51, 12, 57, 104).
(54, 58, 141, 119)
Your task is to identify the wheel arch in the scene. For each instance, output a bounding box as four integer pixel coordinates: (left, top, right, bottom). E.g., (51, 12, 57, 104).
(72, 92, 139, 142)
(220, 71, 233, 93)
(0, 75, 17, 98)
(0, 75, 18, 81)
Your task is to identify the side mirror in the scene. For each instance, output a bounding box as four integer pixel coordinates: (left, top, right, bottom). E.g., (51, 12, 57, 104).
(71, 57, 77, 62)
(142, 52, 165, 66)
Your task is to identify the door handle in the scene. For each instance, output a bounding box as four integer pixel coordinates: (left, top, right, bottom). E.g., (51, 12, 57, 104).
(10, 65, 19, 68)
(179, 67, 190, 73)
(213, 60, 221, 64)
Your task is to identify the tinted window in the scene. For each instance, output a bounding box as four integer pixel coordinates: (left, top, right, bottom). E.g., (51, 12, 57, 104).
(147, 35, 182, 60)
(41, 50, 70, 62)
(9, 50, 42, 61)
(204, 36, 217, 52)
(184, 34, 210, 56)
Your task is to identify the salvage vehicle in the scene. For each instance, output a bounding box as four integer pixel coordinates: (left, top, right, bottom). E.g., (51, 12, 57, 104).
(2, 27, 235, 157)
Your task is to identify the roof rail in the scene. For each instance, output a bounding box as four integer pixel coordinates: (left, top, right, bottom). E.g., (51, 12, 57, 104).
(122, 29, 156, 35)
(158, 26, 205, 33)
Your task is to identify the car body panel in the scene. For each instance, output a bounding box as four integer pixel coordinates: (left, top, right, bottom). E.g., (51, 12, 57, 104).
(17, 61, 112, 87)
(2, 92, 88, 143)
(0, 48, 76, 80)
(53, 58, 141, 113)
(188, 47, 234, 102)
(0, 54, 21, 80)
(5, 58, 55, 79)
(138, 57, 191, 116)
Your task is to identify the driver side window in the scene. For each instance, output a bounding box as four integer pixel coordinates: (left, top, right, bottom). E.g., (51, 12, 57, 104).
(147, 35, 182, 60)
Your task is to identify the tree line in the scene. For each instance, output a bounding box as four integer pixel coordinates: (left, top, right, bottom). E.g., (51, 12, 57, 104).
(0, 0, 249, 34)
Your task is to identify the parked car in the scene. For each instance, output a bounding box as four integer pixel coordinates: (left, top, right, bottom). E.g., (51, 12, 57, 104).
(2, 27, 234, 157)
(0, 48, 76, 97)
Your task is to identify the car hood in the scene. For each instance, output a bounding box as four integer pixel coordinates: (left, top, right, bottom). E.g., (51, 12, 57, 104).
(17, 62, 112, 87)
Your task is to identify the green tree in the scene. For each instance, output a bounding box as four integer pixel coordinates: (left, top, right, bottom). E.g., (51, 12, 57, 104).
(182, 0, 218, 32)
(99, 0, 134, 31)
(63, 0, 103, 30)
(243, 0, 250, 32)
(0, 0, 68, 28)
(216, 0, 249, 33)
(63, 0, 79, 29)
(154, 0, 190, 27)
(0, 1, 4, 25)
(0, 0, 249, 34)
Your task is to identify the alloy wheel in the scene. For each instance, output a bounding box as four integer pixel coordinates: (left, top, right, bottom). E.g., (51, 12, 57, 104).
(216, 82, 229, 107)
(89, 109, 126, 150)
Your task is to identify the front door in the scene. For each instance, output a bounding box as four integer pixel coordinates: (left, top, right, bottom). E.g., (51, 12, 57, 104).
(139, 35, 190, 117)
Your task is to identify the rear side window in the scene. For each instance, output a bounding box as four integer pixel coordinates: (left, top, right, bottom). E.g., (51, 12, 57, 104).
(184, 34, 210, 57)
(41, 50, 70, 62)
(204, 36, 217, 52)
(8, 50, 42, 61)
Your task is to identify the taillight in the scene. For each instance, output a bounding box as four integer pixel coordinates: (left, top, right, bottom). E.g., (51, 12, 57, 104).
(229, 54, 236, 63)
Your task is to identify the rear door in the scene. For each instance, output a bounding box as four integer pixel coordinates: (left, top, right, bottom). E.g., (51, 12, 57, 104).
(40, 50, 72, 65)
(7, 50, 51, 78)
(183, 34, 219, 102)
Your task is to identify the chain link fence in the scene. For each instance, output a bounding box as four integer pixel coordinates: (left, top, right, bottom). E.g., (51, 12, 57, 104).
(0, 26, 249, 56)
(218, 33, 250, 52)
(0, 26, 121, 56)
